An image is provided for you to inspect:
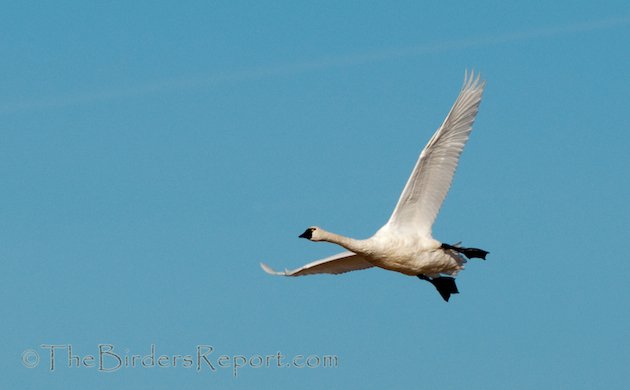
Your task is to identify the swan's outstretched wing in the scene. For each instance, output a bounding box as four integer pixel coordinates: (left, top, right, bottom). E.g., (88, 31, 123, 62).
(384, 71, 485, 237)
(261, 251, 373, 276)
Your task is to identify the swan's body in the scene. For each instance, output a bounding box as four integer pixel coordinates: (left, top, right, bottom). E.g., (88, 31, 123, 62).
(261, 71, 488, 301)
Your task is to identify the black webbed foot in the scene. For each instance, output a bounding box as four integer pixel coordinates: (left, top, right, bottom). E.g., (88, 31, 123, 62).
(417, 275, 459, 302)
(441, 243, 489, 260)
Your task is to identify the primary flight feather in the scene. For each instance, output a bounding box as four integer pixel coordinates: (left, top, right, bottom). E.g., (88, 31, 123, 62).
(261, 71, 488, 302)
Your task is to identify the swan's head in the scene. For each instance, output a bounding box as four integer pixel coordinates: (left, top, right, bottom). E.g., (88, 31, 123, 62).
(299, 226, 324, 241)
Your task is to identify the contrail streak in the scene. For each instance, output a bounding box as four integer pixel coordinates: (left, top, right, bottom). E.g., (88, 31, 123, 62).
(2, 14, 629, 115)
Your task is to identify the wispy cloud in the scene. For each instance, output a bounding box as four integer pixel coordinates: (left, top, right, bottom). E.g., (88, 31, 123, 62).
(3, 15, 629, 115)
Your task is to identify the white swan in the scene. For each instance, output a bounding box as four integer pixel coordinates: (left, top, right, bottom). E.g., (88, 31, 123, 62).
(261, 71, 488, 301)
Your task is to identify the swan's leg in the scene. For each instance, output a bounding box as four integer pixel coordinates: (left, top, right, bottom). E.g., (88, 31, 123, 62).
(417, 275, 459, 302)
(441, 243, 489, 260)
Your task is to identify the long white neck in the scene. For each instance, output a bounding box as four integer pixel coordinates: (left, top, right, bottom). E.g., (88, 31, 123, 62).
(318, 229, 369, 254)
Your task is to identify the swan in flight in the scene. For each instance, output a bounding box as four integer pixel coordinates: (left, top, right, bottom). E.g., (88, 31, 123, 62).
(261, 71, 488, 302)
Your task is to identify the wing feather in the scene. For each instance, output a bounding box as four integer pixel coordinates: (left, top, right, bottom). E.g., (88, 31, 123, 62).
(261, 251, 373, 277)
(384, 71, 485, 236)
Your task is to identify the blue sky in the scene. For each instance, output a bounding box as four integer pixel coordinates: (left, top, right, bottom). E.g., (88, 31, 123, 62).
(2, 1, 630, 389)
